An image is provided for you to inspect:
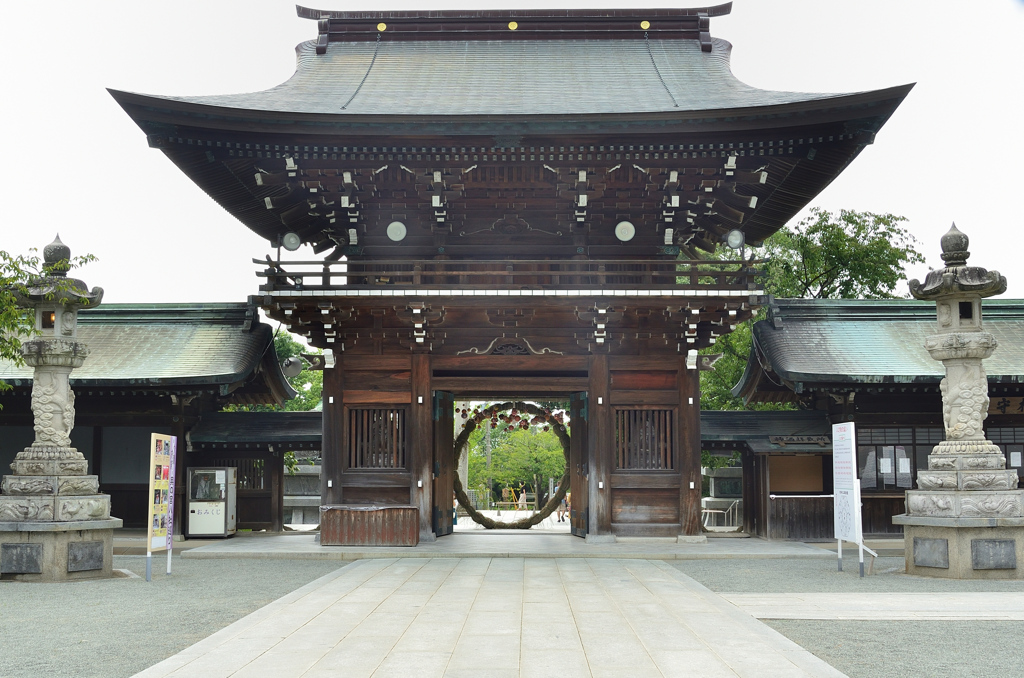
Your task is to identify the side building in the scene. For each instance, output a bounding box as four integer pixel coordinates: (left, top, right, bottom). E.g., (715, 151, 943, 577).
(731, 298, 1024, 540)
(0, 303, 297, 533)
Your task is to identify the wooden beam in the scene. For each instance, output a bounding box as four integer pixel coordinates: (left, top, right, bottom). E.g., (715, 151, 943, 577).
(430, 376, 587, 394)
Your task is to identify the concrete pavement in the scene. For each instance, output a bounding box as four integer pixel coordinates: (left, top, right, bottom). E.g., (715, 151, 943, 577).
(179, 531, 836, 561)
(134, 557, 845, 678)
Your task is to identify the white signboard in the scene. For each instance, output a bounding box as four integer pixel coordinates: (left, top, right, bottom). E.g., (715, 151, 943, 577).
(832, 422, 863, 543)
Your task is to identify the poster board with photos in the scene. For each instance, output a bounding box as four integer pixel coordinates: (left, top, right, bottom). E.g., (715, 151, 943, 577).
(147, 434, 177, 552)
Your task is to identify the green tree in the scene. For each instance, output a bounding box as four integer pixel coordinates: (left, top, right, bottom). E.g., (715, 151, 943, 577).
(700, 208, 925, 410)
(762, 208, 924, 299)
(484, 428, 565, 500)
(464, 404, 568, 504)
(222, 330, 322, 473)
(1, 246, 96, 394)
(224, 331, 323, 413)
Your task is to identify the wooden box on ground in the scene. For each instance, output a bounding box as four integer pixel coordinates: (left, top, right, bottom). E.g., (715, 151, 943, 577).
(320, 505, 419, 546)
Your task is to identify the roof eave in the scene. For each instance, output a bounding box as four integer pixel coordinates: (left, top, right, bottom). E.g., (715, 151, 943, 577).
(107, 83, 914, 137)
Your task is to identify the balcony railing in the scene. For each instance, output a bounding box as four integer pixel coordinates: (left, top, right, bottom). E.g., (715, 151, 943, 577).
(254, 258, 763, 293)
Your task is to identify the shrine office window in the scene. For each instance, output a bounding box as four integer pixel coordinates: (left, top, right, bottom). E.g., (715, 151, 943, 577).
(987, 427, 1024, 480)
(348, 408, 407, 469)
(856, 427, 943, 492)
(614, 408, 674, 471)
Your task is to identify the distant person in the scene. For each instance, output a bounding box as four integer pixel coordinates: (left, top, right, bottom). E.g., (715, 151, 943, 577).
(518, 485, 528, 509)
(557, 491, 567, 522)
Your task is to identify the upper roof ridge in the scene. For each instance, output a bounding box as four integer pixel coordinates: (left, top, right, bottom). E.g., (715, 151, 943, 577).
(296, 4, 732, 50)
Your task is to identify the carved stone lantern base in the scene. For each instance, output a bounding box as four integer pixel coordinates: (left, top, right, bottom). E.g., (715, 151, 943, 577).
(894, 442, 1024, 579)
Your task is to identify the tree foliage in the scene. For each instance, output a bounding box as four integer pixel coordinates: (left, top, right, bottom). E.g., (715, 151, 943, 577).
(222, 330, 323, 473)
(762, 208, 924, 299)
(224, 331, 323, 413)
(700, 208, 924, 410)
(463, 402, 568, 500)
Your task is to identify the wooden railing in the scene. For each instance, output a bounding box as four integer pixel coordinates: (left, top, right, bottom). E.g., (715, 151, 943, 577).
(254, 257, 763, 292)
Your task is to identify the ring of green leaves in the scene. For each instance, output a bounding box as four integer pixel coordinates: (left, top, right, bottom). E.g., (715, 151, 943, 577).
(453, 401, 570, 529)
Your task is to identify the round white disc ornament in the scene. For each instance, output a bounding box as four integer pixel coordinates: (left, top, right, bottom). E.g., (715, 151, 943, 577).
(614, 220, 636, 242)
(386, 221, 408, 242)
(726, 229, 745, 250)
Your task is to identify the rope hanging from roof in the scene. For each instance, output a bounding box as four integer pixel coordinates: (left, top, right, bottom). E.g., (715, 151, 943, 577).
(644, 32, 680, 109)
(341, 33, 381, 110)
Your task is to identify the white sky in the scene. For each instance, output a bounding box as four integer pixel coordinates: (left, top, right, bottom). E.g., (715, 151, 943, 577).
(2, 0, 1023, 303)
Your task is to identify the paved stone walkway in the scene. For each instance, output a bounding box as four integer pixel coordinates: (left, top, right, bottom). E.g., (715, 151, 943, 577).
(134, 558, 843, 678)
(180, 532, 832, 561)
(725, 592, 1024, 620)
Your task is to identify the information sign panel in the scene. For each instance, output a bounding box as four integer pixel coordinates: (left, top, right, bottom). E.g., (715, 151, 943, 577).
(832, 422, 862, 543)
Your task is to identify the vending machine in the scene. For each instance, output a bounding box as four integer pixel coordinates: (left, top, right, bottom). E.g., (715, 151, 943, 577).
(187, 467, 237, 537)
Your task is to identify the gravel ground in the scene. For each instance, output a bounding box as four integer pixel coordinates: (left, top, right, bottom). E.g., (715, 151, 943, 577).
(764, 620, 1024, 678)
(0, 556, 346, 678)
(675, 558, 1024, 678)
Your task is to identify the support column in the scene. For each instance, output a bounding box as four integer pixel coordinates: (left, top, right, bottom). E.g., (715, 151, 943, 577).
(322, 360, 343, 505)
(411, 353, 435, 542)
(679, 357, 703, 539)
(171, 410, 186, 538)
(590, 354, 611, 535)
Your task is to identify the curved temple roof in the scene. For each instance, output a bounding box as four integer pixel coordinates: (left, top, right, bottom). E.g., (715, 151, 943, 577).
(151, 34, 843, 118)
(108, 6, 912, 258)
(112, 4, 901, 122)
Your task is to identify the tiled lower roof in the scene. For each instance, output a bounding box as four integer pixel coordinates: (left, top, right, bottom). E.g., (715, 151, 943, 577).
(733, 299, 1024, 401)
(0, 304, 291, 397)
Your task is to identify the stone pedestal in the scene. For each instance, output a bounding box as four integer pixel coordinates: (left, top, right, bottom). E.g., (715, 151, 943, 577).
(0, 519, 121, 582)
(894, 517, 1024, 579)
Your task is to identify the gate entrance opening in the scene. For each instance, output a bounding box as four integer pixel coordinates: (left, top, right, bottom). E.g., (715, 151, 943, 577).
(445, 400, 573, 532)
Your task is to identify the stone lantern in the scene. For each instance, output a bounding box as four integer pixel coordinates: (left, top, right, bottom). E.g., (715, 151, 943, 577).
(0, 236, 122, 581)
(894, 225, 1024, 578)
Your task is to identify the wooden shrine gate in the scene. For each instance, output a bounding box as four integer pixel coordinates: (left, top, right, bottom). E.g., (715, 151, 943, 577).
(320, 352, 703, 543)
(111, 4, 909, 547)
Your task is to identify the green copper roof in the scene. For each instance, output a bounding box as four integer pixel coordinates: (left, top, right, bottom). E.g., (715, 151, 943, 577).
(0, 304, 295, 403)
(733, 298, 1024, 401)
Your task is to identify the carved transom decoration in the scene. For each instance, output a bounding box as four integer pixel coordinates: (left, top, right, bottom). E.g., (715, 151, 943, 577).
(491, 342, 530, 355)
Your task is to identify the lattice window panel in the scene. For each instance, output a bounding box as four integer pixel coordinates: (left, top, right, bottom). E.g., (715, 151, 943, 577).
(349, 408, 407, 469)
(210, 458, 265, 490)
(614, 408, 674, 470)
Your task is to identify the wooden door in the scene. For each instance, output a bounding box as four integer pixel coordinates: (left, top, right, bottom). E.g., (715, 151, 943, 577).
(569, 392, 589, 538)
(432, 390, 455, 537)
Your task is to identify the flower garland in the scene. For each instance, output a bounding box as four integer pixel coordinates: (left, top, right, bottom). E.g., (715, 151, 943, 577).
(453, 401, 571, 529)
